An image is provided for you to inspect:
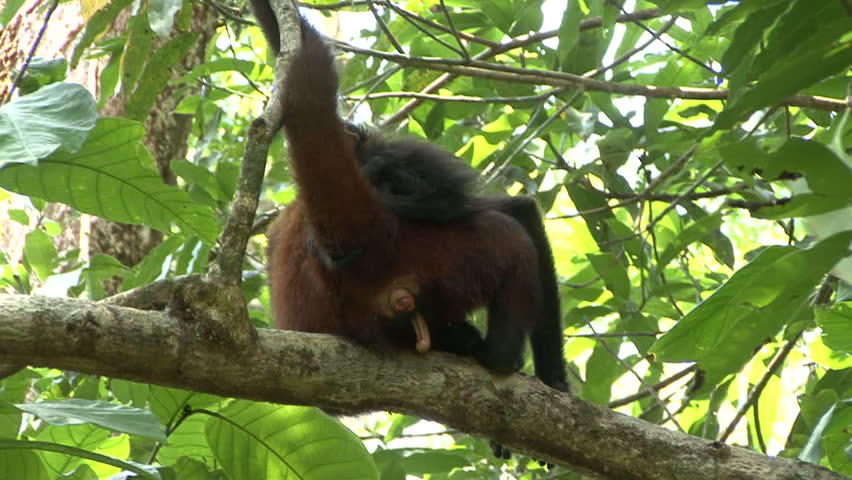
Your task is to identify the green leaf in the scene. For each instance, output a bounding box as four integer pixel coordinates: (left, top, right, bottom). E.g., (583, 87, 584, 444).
(110, 379, 150, 408)
(171, 158, 228, 201)
(510, 0, 543, 36)
(380, 448, 472, 475)
(372, 449, 406, 480)
(206, 401, 378, 480)
(651, 231, 852, 381)
(0, 449, 49, 480)
(148, 386, 222, 425)
(798, 402, 837, 464)
(0, 83, 97, 164)
(716, 42, 852, 130)
(750, 194, 852, 220)
(0, 0, 25, 26)
(157, 413, 215, 466)
(79, 254, 129, 300)
(56, 464, 97, 480)
(172, 457, 214, 480)
(383, 414, 420, 443)
(719, 2, 787, 76)
(0, 117, 221, 243)
(14, 58, 69, 94)
(121, 11, 155, 97)
(816, 303, 852, 353)
(763, 139, 852, 195)
(126, 32, 198, 120)
(749, 139, 852, 219)
(824, 404, 852, 475)
(587, 252, 630, 301)
(23, 229, 57, 281)
(556, 0, 581, 65)
(71, 0, 134, 67)
(9, 208, 29, 225)
(121, 236, 183, 290)
(177, 58, 257, 84)
(658, 213, 724, 268)
(565, 181, 615, 245)
(479, 0, 513, 35)
(16, 399, 167, 442)
(148, 0, 183, 37)
(34, 423, 126, 477)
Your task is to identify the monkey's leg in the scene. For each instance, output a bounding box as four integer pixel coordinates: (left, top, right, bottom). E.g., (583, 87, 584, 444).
(491, 196, 569, 392)
(474, 280, 530, 375)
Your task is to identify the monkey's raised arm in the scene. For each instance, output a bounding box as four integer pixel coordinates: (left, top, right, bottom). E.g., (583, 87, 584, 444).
(258, 8, 396, 266)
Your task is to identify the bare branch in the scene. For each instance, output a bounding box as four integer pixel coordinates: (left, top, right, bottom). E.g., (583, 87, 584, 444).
(212, 0, 299, 282)
(339, 44, 848, 112)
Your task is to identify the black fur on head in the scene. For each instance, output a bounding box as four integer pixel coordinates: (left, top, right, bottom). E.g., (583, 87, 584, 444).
(348, 123, 485, 224)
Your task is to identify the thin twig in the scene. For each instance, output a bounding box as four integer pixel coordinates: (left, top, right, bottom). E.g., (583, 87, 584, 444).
(367, 0, 404, 54)
(583, 16, 677, 78)
(5, 0, 60, 103)
(387, 2, 464, 55)
(439, 0, 469, 60)
(336, 43, 847, 112)
(376, 8, 666, 126)
(608, 365, 696, 409)
(587, 323, 685, 432)
(345, 88, 564, 104)
(717, 333, 802, 442)
(608, 0, 717, 75)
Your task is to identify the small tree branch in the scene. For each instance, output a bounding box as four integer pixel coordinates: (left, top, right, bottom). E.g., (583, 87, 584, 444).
(0, 294, 845, 480)
(338, 44, 848, 112)
(211, 0, 299, 282)
(377, 8, 665, 126)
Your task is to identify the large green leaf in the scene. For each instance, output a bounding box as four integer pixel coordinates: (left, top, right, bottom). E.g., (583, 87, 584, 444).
(0, 449, 49, 480)
(0, 117, 220, 243)
(763, 139, 852, 195)
(0, 83, 97, 164)
(34, 423, 128, 478)
(120, 11, 156, 95)
(751, 139, 852, 219)
(126, 32, 198, 120)
(17, 399, 166, 442)
(816, 303, 852, 354)
(651, 231, 852, 381)
(206, 401, 378, 480)
(716, 42, 852, 130)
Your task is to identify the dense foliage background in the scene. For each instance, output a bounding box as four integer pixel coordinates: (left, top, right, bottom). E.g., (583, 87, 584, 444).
(0, 0, 850, 478)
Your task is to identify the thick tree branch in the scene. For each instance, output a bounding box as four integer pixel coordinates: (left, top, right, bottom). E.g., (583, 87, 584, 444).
(0, 294, 844, 480)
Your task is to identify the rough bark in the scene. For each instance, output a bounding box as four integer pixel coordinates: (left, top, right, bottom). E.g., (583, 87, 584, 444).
(0, 293, 844, 480)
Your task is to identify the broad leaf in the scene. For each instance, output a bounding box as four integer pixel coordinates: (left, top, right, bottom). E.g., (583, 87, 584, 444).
(17, 399, 166, 442)
(0, 83, 97, 164)
(23, 228, 57, 281)
(0, 117, 221, 243)
(652, 231, 852, 381)
(206, 401, 378, 480)
(0, 449, 49, 480)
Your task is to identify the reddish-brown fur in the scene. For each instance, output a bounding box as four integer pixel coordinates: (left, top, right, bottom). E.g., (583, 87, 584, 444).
(264, 17, 567, 393)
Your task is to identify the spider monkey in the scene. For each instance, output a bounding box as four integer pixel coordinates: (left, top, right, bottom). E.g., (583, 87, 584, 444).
(254, 6, 569, 395)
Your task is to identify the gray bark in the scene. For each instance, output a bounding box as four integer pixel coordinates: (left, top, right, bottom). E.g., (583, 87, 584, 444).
(0, 293, 844, 480)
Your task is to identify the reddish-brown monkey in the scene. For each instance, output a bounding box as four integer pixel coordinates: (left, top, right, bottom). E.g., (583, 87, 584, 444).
(258, 11, 568, 394)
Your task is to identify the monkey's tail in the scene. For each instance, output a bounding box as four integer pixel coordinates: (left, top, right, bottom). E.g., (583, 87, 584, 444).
(494, 197, 569, 392)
